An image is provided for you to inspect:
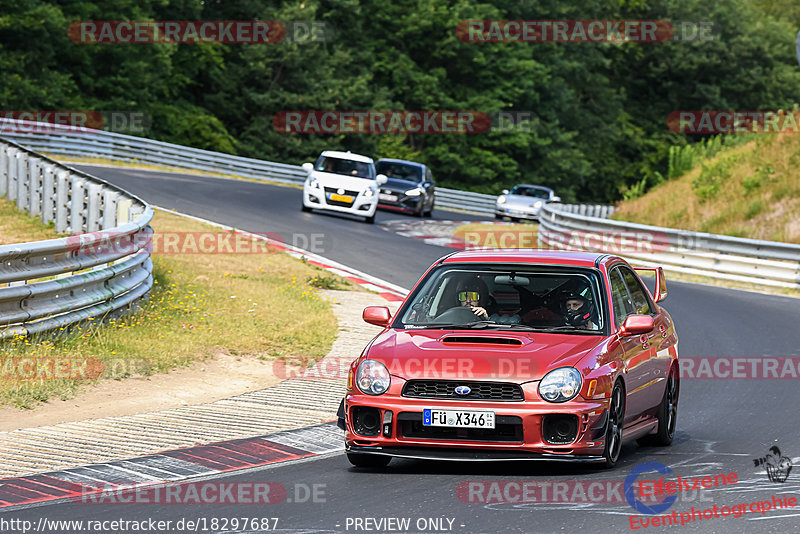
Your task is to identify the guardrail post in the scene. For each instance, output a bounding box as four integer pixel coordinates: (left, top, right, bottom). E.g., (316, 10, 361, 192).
(102, 190, 119, 229)
(16, 151, 28, 212)
(7, 148, 18, 201)
(86, 182, 102, 232)
(55, 170, 69, 233)
(42, 165, 56, 224)
(0, 145, 7, 198)
(29, 157, 42, 216)
(117, 198, 132, 224)
(70, 176, 85, 235)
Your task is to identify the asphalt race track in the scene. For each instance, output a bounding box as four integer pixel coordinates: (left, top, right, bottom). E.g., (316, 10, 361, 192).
(4, 165, 800, 533)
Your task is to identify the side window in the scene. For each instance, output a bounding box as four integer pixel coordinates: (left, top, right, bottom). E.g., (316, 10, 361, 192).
(609, 269, 634, 328)
(620, 268, 654, 316)
(426, 167, 432, 183)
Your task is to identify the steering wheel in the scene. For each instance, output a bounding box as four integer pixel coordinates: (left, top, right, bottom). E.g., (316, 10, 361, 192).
(433, 306, 483, 323)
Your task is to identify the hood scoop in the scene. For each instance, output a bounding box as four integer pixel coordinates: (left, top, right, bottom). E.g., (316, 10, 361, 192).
(440, 335, 523, 346)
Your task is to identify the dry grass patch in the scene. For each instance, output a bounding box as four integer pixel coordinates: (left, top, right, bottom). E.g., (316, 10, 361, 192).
(0, 206, 345, 408)
(0, 199, 59, 244)
(613, 135, 800, 243)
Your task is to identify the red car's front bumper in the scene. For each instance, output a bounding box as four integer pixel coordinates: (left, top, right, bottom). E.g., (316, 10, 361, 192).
(342, 390, 611, 462)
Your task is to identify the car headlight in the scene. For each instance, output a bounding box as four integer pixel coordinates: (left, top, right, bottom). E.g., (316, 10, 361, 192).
(405, 188, 423, 197)
(532, 200, 543, 208)
(497, 195, 507, 205)
(356, 360, 391, 395)
(538, 367, 582, 403)
(308, 177, 320, 189)
(363, 187, 376, 198)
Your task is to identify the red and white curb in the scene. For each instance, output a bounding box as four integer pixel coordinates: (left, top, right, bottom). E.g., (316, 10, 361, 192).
(156, 207, 409, 302)
(0, 423, 341, 510)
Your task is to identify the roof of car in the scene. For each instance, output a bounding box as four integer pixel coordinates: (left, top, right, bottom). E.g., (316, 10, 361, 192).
(441, 249, 613, 267)
(320, 150, 374, 163)
(376, 158, 425, 167)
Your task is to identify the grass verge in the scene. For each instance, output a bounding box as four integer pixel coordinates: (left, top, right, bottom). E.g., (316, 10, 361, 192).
(613, 135, 800, 243)
(0, 203, 349, 408)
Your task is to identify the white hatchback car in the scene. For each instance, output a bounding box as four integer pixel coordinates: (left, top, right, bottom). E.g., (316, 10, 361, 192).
(301, 151, 387, 223)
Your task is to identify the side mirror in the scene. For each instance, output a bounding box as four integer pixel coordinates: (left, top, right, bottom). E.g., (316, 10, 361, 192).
(551, 195, 561, 202)
(501, 189, 509, 195)
(376, 174, 388, 185)
(363, 306, 392, 327)
(302, 162, 313, 174)
(619, 315, 654, 336)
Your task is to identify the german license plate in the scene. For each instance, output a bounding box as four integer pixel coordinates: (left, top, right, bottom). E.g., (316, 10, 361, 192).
(423, 409, 495, 429)
(329, 193, 353, 202)
(379, 193, 398, 202)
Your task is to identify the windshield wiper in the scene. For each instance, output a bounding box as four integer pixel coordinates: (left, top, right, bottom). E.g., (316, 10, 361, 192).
(422, 321, 495, 329)
(522, 325, 600, 334)
(408, 321, 539, 331)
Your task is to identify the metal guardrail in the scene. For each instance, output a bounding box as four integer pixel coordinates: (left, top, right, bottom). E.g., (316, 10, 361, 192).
(0, 137, 153, 338)
(0, 121, 506, 214)
(539, 203, 800, 289)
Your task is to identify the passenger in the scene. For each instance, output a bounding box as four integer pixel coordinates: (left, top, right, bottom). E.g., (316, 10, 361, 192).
(560, 291, 598, 330)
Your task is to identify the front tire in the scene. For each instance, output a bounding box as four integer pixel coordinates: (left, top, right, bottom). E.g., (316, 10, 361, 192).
(638, 369, 678, 447)
(347, 453, 391, 468)
(364, 213, 376, 224)
(424, 196, 435, 217)
(601, 381, 625, 468)
(301, 200, 311, 212)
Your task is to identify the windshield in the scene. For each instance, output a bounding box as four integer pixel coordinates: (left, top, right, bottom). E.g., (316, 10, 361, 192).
(375, 161, 423, 182)
(509, 186, 550, 199)
(315, 156, 374, 179)
(397, 265, 604, 333)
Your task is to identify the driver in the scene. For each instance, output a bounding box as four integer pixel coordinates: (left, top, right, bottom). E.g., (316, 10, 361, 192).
(456, 277, 496, 320)
(560, 291, 598, 330)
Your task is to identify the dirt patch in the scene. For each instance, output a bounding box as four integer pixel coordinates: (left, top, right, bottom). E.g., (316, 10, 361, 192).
(0, 352, 280, 431)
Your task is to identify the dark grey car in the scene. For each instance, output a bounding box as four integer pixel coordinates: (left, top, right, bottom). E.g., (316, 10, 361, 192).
(375, 158, 435, 217)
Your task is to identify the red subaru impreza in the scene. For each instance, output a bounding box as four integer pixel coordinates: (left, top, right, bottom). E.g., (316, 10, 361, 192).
(338, 250, 679, 468)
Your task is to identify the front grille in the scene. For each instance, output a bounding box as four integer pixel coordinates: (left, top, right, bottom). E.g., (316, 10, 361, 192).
(403, 380, 524, 401)
(398, 412, 523, 442)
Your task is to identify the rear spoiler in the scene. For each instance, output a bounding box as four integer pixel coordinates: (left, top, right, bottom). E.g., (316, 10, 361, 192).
(633, 266, 667, 303)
